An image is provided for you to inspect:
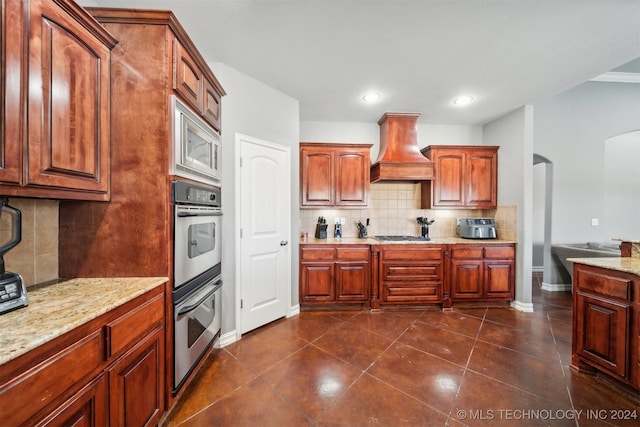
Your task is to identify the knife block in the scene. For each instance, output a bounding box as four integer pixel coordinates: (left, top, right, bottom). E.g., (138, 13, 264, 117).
(315, 223, 328, 239)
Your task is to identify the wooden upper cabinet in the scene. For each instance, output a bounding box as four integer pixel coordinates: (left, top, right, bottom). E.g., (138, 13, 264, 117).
(0, 0, 23, 185)
(300, 143, 372, 208)
(0, 0, 117, 200)
(173, 38, 223, 132)
(421, 146, 498, 209)
(174, 41, 203, 113)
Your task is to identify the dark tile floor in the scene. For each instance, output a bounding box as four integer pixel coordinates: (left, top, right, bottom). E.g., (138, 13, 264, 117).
(165, 274, 640, 426)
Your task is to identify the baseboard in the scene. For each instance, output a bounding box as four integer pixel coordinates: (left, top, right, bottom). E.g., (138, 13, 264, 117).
(541, 282, 572, 292)
(511, 300, 535, 312)
(218, 330, 239, 347)
(288, 304, 300, 317)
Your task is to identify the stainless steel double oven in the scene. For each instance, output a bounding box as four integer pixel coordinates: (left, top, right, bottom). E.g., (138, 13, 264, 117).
(172, 179, 222, 394)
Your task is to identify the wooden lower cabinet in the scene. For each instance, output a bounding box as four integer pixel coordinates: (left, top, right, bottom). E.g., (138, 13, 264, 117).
(377, 245, 444, 306)
(450, 244, 515, 302)
(109, 327, 164, 427)
(0, 285, 166, 426)
(300, 245, 370, 307)
(572, 263, 638, 390)
(38, 374, 109, 427)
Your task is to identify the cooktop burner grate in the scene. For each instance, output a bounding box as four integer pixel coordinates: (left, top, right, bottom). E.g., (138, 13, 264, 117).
(374, 235, 430, 241)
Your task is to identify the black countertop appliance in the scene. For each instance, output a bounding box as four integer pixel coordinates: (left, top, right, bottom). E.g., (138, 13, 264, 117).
(0, 198, 29, 314)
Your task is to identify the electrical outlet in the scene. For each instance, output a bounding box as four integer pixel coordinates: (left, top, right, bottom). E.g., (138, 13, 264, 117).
(591, 218, 599, 226)
(340, 217, 345, 225)
(334, 217, 340, 224)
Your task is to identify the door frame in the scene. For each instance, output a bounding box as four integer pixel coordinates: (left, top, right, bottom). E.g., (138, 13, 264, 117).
(234, 133, 292, 336)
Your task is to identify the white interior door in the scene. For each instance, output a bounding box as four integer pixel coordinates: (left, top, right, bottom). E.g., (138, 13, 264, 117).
(239, 134, 291, 334)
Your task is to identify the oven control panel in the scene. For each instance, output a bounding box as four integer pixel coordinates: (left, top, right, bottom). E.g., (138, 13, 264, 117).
(173, 180, 221, 208)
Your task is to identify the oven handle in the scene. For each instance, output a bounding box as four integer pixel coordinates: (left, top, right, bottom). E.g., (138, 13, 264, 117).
(177, 211, 222, 218)
(176, 279, 223, 316)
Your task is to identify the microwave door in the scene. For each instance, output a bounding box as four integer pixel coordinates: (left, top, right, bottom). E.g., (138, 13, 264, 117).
(184, 121, 214, 171)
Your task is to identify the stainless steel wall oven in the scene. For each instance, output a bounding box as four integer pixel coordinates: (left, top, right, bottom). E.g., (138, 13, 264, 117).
(172, 179, 222, 394)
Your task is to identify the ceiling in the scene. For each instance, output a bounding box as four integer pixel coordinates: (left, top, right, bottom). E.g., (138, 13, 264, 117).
(84, 0, 640, 125)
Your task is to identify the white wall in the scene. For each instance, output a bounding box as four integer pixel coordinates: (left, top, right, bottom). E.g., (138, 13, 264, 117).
(300, 121, 483, 158)
(483, 106, 534, 309)
(209, 63, 300, 336)
(533, 81, 640, 244)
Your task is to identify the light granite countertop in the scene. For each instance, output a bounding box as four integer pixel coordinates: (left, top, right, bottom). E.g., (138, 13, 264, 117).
(300, 237, 517, 245)
(567, 257, 640, 277)
(0, 277, 168, 366)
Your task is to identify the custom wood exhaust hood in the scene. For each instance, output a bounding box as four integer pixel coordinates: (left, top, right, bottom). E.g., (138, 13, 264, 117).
(370, 112, 435, 182)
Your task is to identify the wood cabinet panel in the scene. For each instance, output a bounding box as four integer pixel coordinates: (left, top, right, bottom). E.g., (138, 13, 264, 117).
(484, 261, 514, 297)
(449, 244, 515, 302)
(300, 143, 371, 208)
(421, 146, 498, 209)
(300, 244, 370, 307)
(300, 263, 335, 302)
(203, 79, 222, 131)
(0, 0, 23, 185)
(575, 292, 629, 379)
(0, 0, 116, 200)
(174, 41, 202, 113)
(572, 263, 639, 390)
(336, 263, 369, 301)
(109, 327, 165, 427)
(0, 329, 104, 427)
(378, 245, 444, 305)
(451, 260, 483, 299)
(107, 292, 164, 358)
(335, 150, 369, 206)
(37, 374, 108, 427)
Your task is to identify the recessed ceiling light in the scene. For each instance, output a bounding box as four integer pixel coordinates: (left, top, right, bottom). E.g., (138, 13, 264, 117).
(452, 95, 474, 106)
(362, 91, 381, 102)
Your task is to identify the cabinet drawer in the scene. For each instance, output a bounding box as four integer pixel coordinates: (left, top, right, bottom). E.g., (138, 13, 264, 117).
(382, 247, 442, 261)
(384, 264, 442, 281)
(106, 293, 164, 358)
(575, 268, 631, 301)
(484, 246, 515, 259)
(336, 247, 369, 260)
(301, 247, 335, 261)
(451, 246, 483, 259)
(1, 330, 104, 426)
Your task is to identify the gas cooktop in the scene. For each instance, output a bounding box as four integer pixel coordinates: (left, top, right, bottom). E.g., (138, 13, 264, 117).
(374, 235, 431, 242)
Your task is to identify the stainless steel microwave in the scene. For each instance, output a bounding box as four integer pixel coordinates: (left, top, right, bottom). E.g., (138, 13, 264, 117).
(171, 96, 221, 185)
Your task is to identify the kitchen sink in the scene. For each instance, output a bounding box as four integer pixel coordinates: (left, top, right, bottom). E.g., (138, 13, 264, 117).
(374, 235, 433, 242)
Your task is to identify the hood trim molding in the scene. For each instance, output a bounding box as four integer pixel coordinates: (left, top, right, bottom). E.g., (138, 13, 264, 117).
(370, 112, 434, 182)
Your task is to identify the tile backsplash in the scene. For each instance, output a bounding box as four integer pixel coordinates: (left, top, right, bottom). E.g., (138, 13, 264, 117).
(0, 198, 59, 286)
(300, 183, 517, 240)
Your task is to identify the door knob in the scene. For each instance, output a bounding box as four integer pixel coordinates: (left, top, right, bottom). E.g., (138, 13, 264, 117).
(280, 240, 288, 246)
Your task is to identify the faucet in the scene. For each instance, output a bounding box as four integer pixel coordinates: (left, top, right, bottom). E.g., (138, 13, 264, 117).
(416, 217, 435, 240)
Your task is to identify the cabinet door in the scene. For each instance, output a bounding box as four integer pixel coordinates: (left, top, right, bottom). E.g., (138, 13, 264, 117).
(26, 0, 111, 195)
(484, 261, 514, 298)
(466, 149, 497, 208)
(300, 148, 334, 206)
(37, 374, 108, 427)
(335, 150, 369, 206)
(336, 262, 369, 302)
(433, 150, 464, 207)
(109, 328, 165, 427)
(174, 40, 203, 113)
(451, 260, 483, 299)
(0, 0, 23, 185)
(575, 292, 630, 379)
(203, 79, 222, 131)
(300, 262, 335, 303)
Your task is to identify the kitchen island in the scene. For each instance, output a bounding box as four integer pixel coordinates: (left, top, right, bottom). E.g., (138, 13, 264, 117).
(570, 245, 640, 393)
